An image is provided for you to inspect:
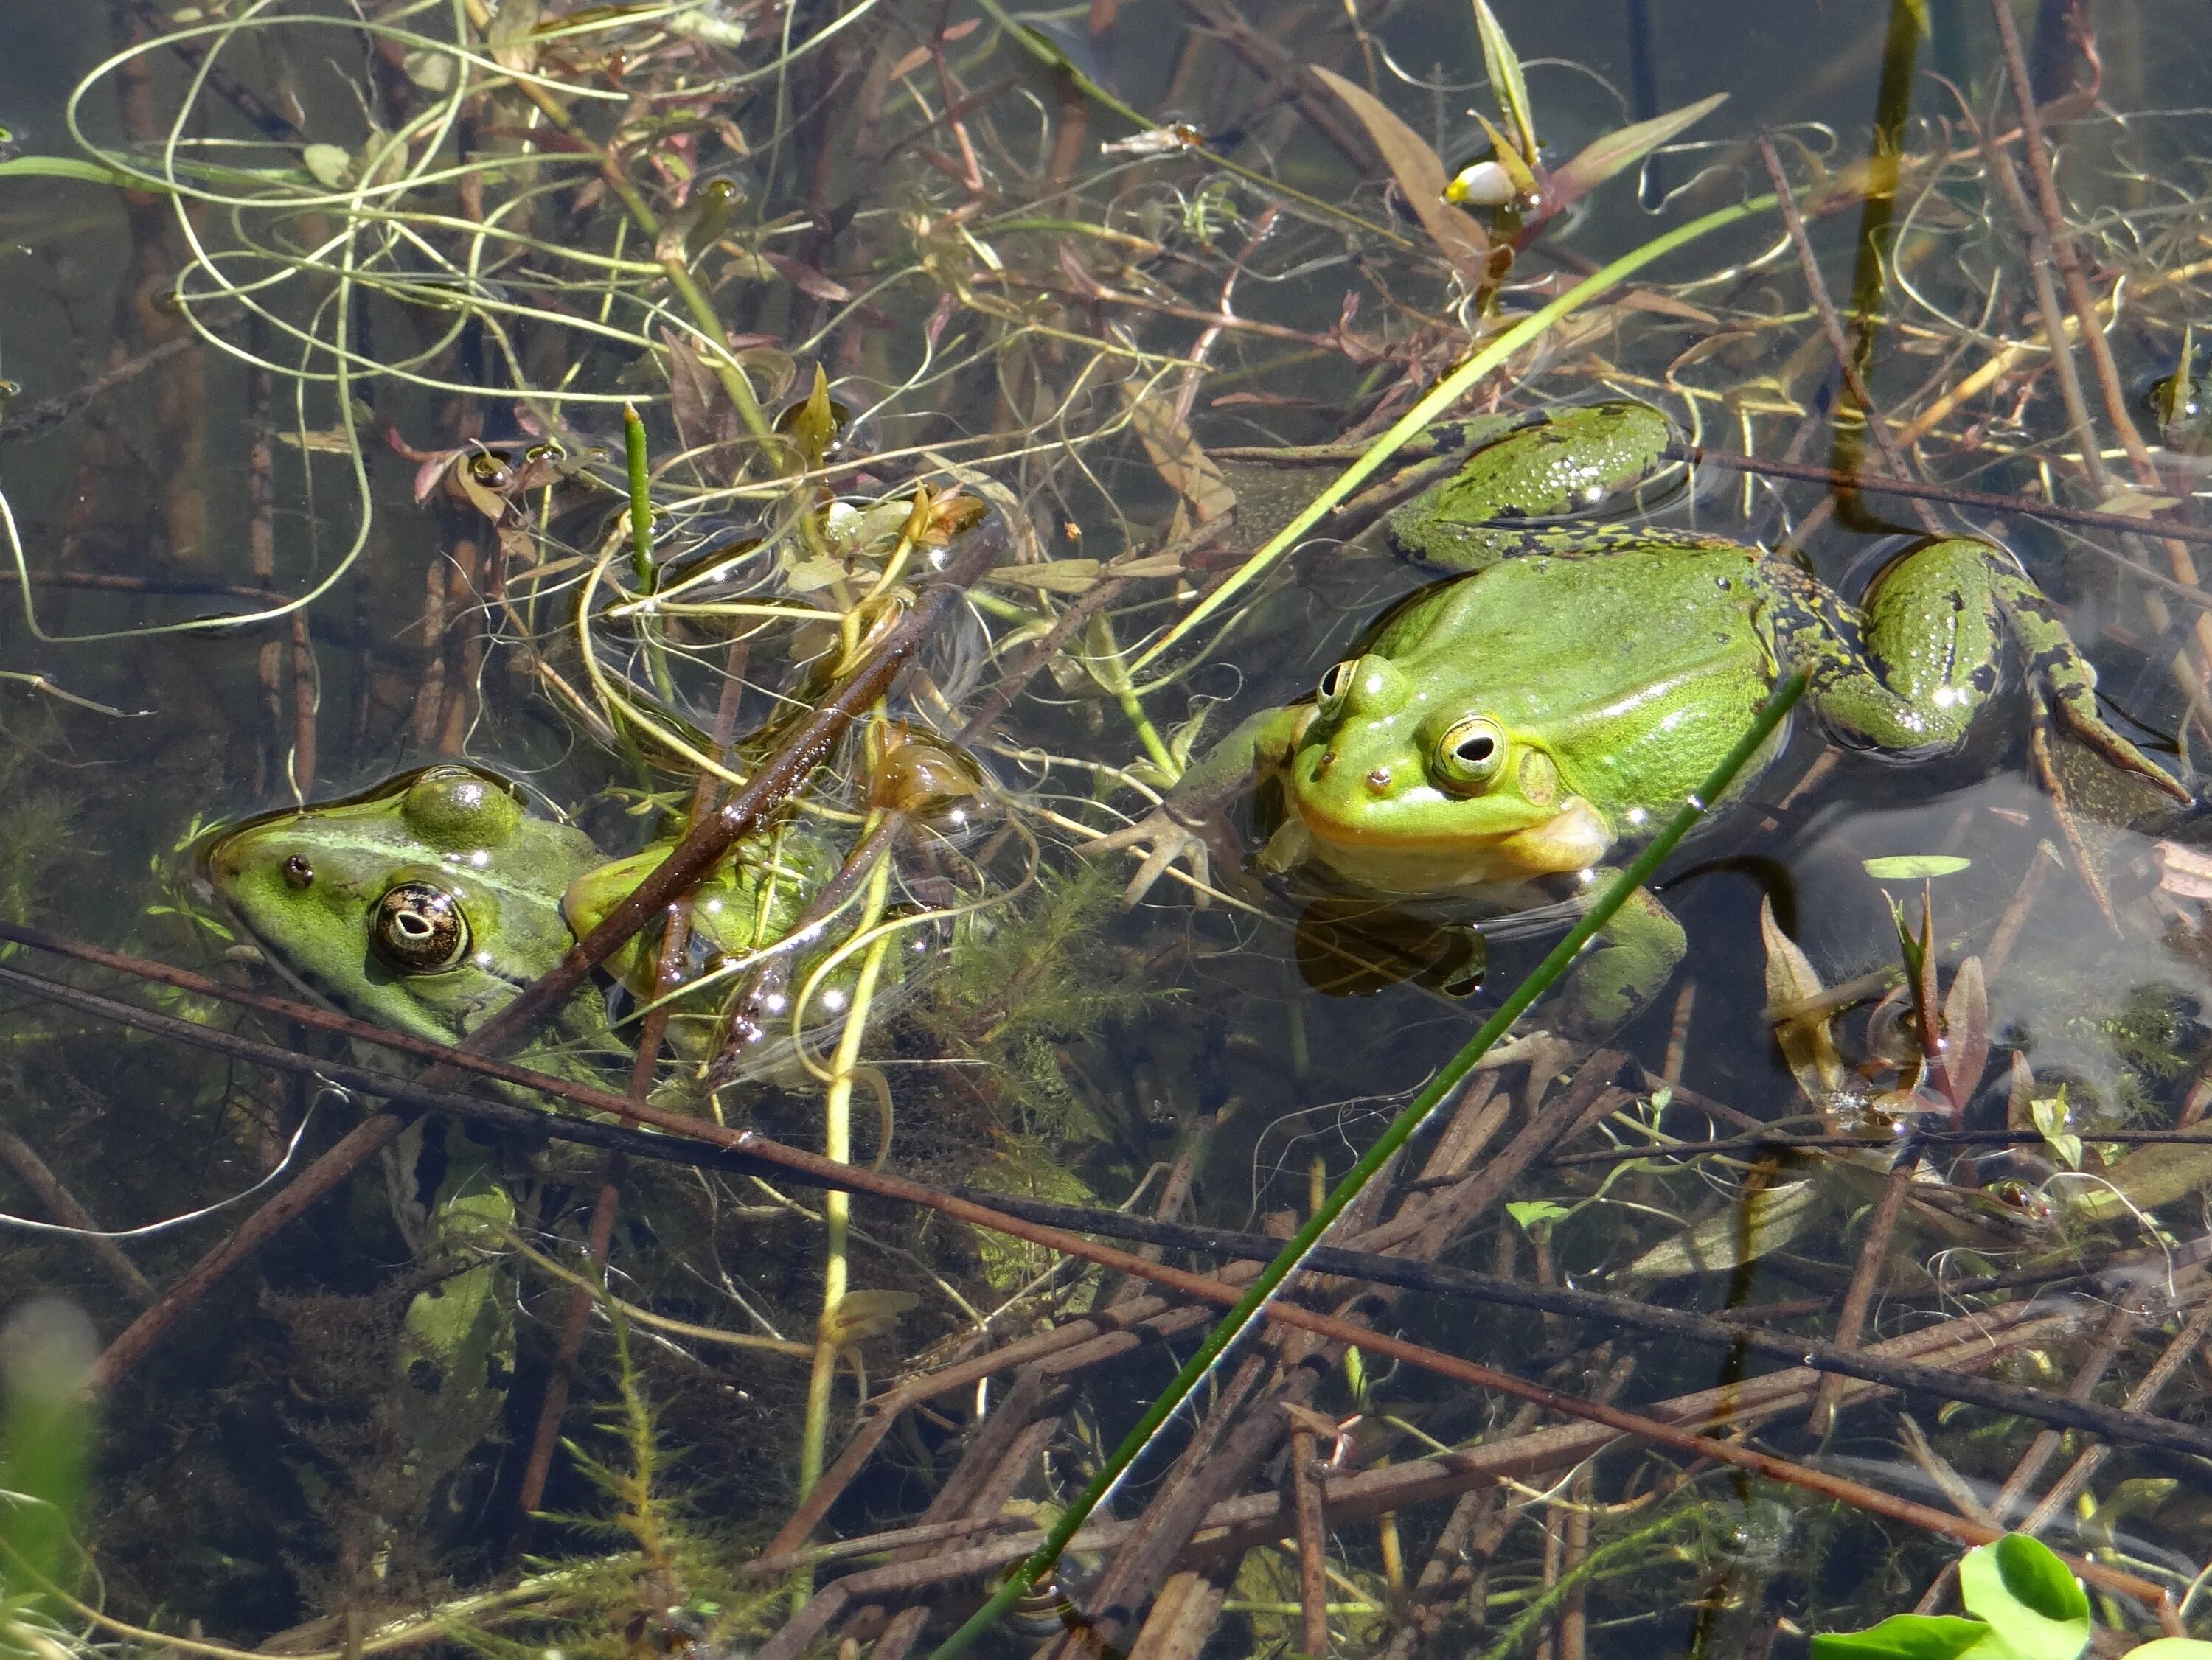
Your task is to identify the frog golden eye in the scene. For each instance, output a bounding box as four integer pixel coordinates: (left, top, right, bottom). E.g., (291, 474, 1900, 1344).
(370, 882, 470, 974)
(1435, 717, 1509, 793)
(1317, 660, 1355, 714)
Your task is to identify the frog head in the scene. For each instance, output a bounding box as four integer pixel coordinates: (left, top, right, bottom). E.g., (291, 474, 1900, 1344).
(1283, 641, 1612, 895)
(204, 766, 602, 1045)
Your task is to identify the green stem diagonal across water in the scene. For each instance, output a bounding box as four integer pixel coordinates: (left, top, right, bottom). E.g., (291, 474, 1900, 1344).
(922, 671, 1809, 1660)
(1133, 192, 1781, 673)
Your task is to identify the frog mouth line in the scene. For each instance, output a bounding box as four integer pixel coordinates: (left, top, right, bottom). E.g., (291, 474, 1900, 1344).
(1291, 798, 1611, 880)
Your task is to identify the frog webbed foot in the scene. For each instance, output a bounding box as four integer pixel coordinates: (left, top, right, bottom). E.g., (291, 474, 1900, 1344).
(2025, 649, 2194, 808)
(1551, 879, 1688, 1039)
(1080, 806, 1222, 907)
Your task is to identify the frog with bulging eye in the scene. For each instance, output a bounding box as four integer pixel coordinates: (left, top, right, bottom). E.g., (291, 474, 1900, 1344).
(1089, 400, 2189, 1034)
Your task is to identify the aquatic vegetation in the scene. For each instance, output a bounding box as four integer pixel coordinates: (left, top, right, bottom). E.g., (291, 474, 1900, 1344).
(12, 0, 2212, 1656)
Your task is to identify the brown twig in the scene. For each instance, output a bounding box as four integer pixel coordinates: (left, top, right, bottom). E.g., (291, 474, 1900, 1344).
(20, 939, 2205, 1461)
(1756, 134, 1941, 536)
(1806, 1154, 1914, 1434)
(0, 334, 199, 448)
(0, 1123, 155, 1303)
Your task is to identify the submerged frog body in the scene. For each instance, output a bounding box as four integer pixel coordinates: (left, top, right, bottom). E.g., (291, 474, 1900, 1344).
(1096, 401, 2189, 1034)
(204, 764, 838, 1524)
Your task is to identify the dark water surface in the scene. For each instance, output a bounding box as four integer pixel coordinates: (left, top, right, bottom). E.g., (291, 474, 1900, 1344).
(4, 3, 2212, 1656)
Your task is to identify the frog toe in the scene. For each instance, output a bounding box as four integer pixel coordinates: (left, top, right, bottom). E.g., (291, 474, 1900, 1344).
(1080, 809, 1213, 907)
(1553, 885, 1687, 1039)
(2045, 691, 2194, 805)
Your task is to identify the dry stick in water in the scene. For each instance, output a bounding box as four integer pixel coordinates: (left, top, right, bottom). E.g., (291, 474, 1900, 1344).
(79, 526, 1003, 1394)
(15, 949, 2191, 1633)
(1985, 0, 2212, 735)
(1755, 133, 1940, 537)
(21, 934, 2212, 1467)
(511, 644, 751, 1540)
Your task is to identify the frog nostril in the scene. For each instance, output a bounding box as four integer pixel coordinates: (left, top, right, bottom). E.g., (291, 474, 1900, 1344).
(283, 855, 314, 890)
(1366, 767, 1391, 792)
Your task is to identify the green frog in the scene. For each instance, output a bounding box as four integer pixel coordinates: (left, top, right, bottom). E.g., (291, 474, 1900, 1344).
(206, 764, 838, 1066)
(1091, 400, 2190, 1035)
(201, 764, 836, 1524)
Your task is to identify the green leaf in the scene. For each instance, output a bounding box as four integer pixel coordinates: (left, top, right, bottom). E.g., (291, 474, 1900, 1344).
(1863, 855, 1972, 879)
(1506, 1199, 1572, 1233)
(300, 143, 354, 189)
(0, 156, 148, 191)
(1958, 1536, 2090, 1660)
(1470, 0, 1539, 165)
(2121, 1643, 2212, 1659)
(1546, 92, 1730, 210)
(1810, 1614, 2005, 1660)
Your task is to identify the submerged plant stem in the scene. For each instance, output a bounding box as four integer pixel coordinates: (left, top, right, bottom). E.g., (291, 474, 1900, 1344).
(799, 850, 897, 1502)
(924, 672, 1811, 1660)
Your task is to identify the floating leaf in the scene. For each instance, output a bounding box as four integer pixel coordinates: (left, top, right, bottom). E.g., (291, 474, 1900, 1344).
(1618, 1179, 1821, 1280)
(1310, 66, 1486, 273)
(300, 143, 354, 189)
(1957, 1535, 2090, 1660)
(1546, 92, 1730, 210)
(1863, 854, 1972, 879)
(1807, 1614, 1997, 1660)
(1470, 0, 1539, 166)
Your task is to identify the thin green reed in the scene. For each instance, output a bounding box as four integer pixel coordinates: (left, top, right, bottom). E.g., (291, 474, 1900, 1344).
(925, 673, 1811, 1660)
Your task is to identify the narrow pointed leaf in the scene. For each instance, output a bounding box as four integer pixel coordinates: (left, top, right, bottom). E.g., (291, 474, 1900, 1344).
(1548, 91, 1729, 209)
(1471, 0, 1540, 165)
(1310, 66, 1486, 271)
(1761, 896, 1843, 1100)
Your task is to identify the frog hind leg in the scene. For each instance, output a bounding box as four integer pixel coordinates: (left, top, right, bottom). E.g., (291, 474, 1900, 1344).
(396, 1128, 516, 1527)
(1992, 570, 2192, 803)
(1768, 538, 2189, 802)
(1554, 879, 1687, 1039)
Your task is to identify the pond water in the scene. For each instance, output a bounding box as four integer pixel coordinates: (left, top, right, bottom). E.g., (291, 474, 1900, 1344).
(4, 3, 2212, 1657)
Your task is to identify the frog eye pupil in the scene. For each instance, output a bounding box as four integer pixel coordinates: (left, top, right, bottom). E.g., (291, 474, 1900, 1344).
(371, 882, 469, 973)
(1455, 733, 1495, 763)
(1319, 662, 1352, 702)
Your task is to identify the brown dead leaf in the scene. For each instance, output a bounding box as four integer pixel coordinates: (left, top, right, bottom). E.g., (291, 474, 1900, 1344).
(1616, 287, 1719, 325)
(1761, 896, 1843, 1101)
(1121, 381, 1236, 538)
(1941, 956, 1989, 1112)
(1309, 66, 1486, 275)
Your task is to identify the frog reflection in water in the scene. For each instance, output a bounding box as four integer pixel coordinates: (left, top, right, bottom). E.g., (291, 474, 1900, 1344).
(1093, 401, 2191, 1034)
(204, 764, 838, 1521)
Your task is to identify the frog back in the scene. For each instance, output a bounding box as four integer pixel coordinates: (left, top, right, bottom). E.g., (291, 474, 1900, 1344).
(1372, 542, 1785, 820)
